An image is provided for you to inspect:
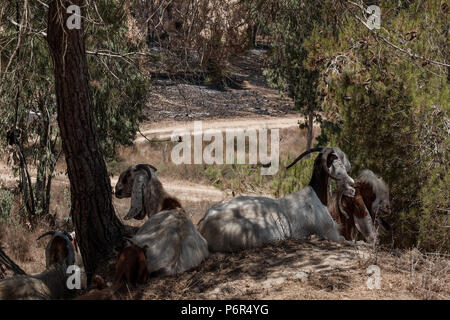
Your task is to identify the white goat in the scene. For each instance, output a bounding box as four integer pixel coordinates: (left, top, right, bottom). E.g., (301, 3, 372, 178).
(115, 164, 209, 275)
(198, 147, 356, 252)
(0, 231, 81, 300)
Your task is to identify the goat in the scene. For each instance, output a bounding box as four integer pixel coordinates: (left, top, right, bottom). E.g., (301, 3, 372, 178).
(115, 163, 181, 220)
(37, 230, 87, 289)
(357, 170, 391, 224)
(0, 231, 80, 300)
(115, 164, 209, 275)
(198, 147, 356, 252)
(113, 243, 149, 285)
(74, 243, 148, 300)
(329, 186, 374, 242)
(329, 169, 391, 242)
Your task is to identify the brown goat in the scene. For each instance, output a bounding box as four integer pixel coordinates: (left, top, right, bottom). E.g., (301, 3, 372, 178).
(114, 244, 149, 286)
(74, 244, 148, 300)
(329, 170, 391, 242)
(330, 186, 374, 241)
(114, 163, 182, 220)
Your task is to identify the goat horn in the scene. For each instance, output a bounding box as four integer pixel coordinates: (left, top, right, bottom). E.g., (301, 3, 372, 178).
(37, 231, 56, 241)
(37, 230, 73, 241)
(286, 147, 323, 169)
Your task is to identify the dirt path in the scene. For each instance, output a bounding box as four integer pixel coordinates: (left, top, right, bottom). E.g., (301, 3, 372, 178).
(0, 164, 227, 204)
(136, 115, 303, 142)
(111, 176, 227, 203)
(1, 113, 306, 204)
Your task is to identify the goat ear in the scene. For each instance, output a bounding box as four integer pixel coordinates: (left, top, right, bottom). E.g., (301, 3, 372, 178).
(124, 173, 148, 220)
(46, 233, 75, 268)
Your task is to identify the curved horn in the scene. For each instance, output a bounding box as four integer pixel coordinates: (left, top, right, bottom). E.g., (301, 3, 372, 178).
(37, 230, 73, 241)
(286, 147, 323, 169)
(37, 230, 56, 241)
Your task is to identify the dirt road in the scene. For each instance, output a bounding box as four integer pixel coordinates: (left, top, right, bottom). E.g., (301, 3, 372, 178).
(136, 115, 302, 142)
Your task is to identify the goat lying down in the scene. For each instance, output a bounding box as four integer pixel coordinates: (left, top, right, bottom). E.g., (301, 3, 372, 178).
(75, 244, 149, 300)
(198, 147, 356, 252)
(115, 164, 209, 275)
(0, 231, 80, 300)
(329, 169, 391, 242)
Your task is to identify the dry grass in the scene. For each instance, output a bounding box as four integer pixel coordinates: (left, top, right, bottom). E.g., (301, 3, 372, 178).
(113, 125, 317, 191)
(0, 220, 50, 275)
(119, 238, 450, 300)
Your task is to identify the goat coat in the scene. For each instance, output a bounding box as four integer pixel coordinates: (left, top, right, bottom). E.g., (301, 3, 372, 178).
(0, 231, 77, 300)
(198, 185, 343, 252)
(0, 264, 67, 300)
(130, 208, 209, 275)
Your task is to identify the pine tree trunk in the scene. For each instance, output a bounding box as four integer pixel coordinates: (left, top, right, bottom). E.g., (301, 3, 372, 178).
(47, 0, 123, 281)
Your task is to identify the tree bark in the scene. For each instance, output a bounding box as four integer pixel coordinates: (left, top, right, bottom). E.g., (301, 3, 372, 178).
(47, 0, 123, 281)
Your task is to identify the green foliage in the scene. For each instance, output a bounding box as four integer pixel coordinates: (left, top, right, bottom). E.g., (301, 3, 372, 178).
(0, 189, 14, 222)
(303, 0, 449, 251)
(0, 1, 149, 220)
(270, 157, 314, 198)
(88, 60, 148, 158)
(249, 0, 324, 129)
(418, 167, 450, 252)
(85, 1, 149, 159)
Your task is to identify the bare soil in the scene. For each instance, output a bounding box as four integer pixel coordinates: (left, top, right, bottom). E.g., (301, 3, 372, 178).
(120, 238, 450, 300)
(142, 49, 296, 123)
